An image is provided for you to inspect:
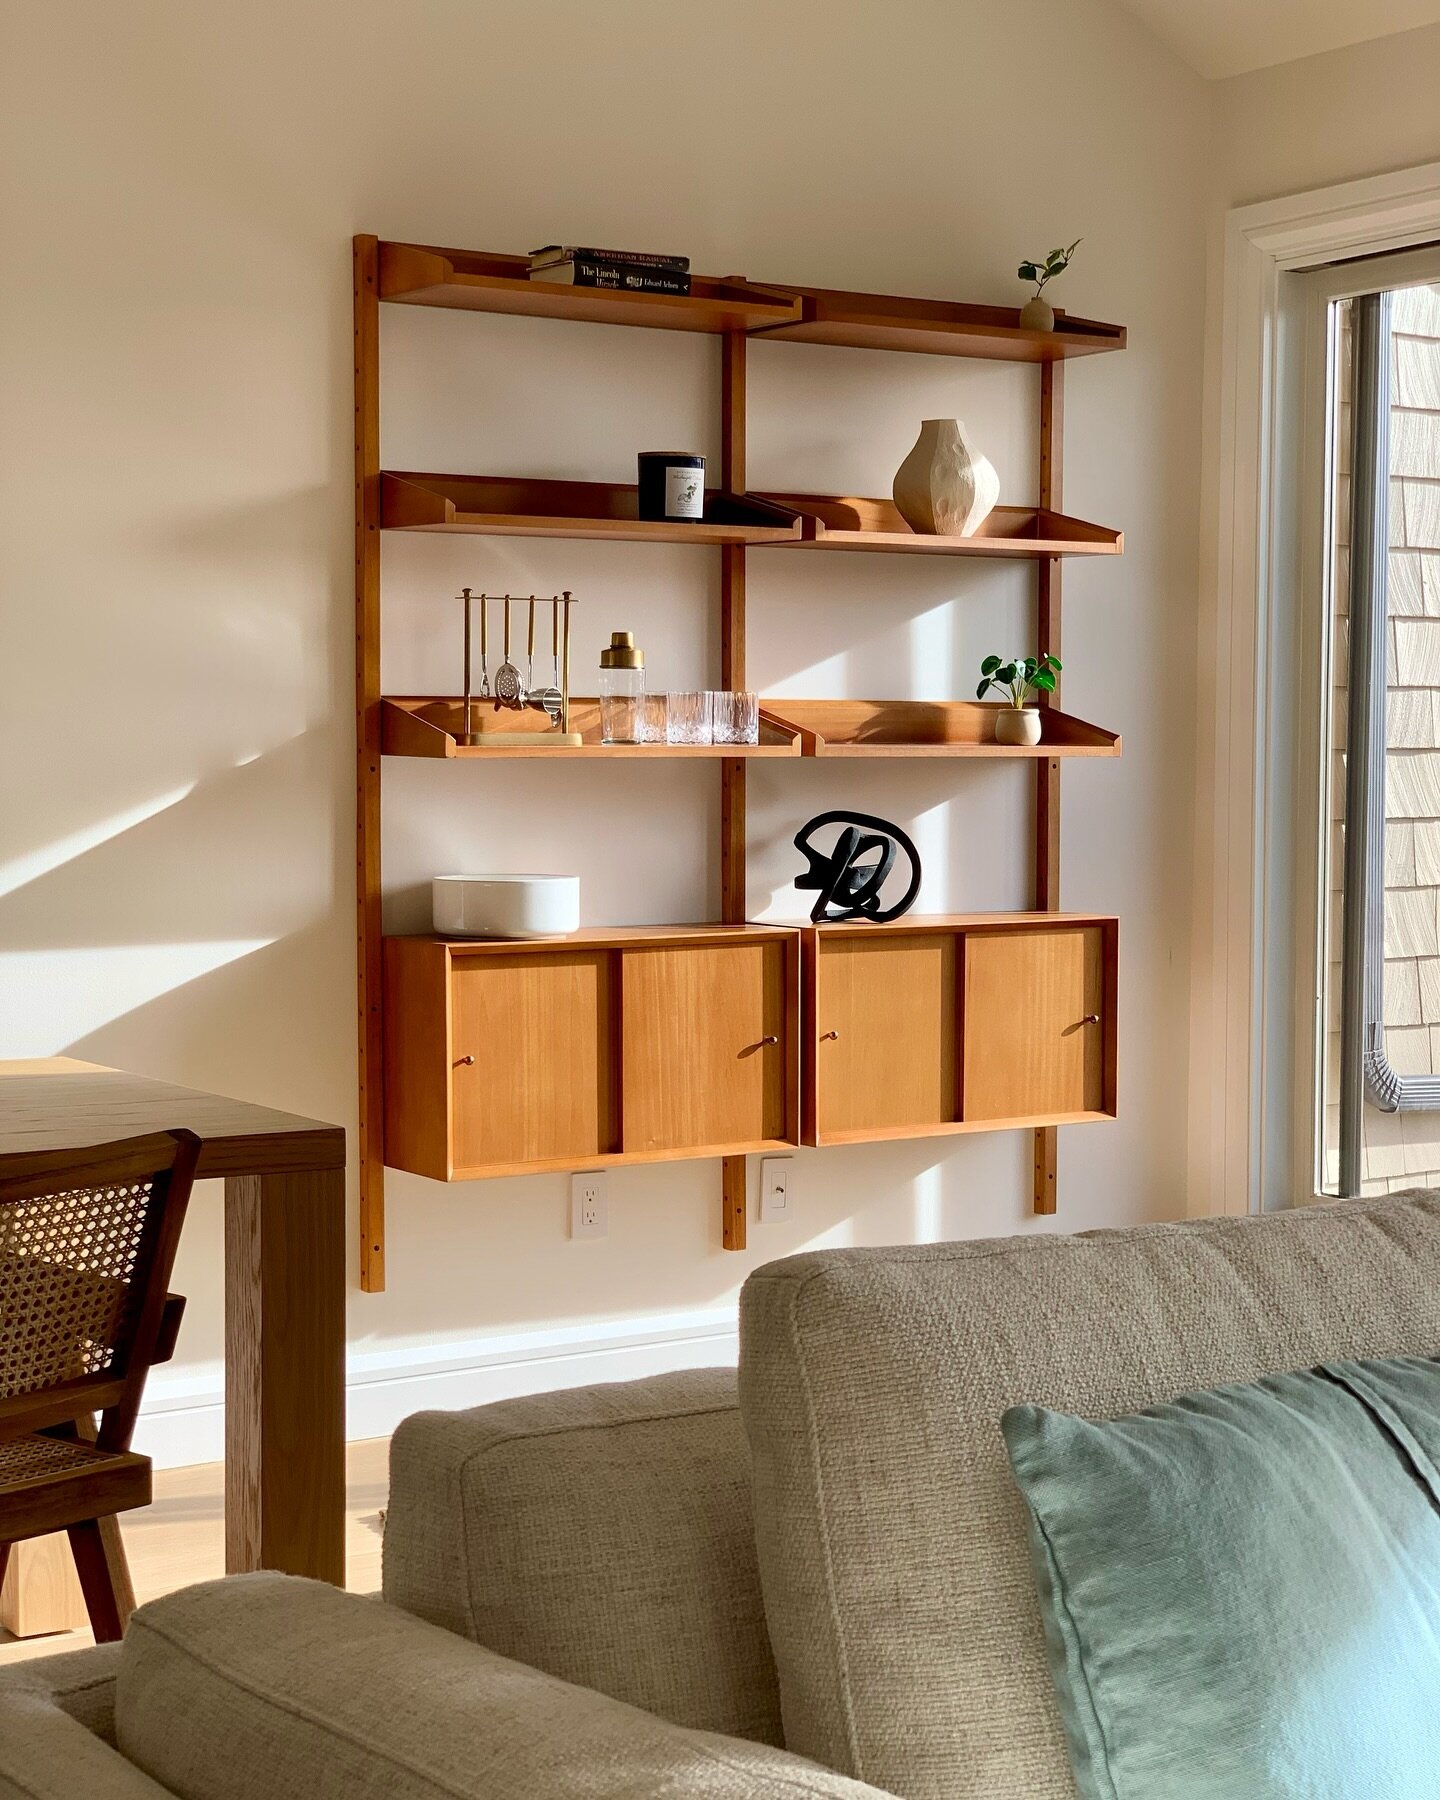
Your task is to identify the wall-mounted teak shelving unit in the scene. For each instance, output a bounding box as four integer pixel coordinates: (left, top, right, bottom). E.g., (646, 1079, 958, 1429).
(355, 235, 1128, 1291)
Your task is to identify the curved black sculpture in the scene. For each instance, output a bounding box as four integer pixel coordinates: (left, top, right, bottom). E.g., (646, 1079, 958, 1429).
(793, 810, 922, 924)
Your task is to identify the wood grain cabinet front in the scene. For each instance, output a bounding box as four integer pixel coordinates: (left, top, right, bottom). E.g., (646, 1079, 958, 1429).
(804, 915, 1116, 1147)
(382, 928, 798, 1180)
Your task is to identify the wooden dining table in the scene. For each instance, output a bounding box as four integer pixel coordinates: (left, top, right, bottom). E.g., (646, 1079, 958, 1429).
(0, 1058, 347, 1630)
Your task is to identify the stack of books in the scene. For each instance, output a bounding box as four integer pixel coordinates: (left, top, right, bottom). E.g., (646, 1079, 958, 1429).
(528, 245, 691, 295)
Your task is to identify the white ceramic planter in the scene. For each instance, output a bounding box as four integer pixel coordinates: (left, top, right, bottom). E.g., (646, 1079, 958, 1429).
(1019, 296, 1055, 332)
(892, 418, 999, 538)
(432, 874, 580, 939)
(994, 707, 1042, 747)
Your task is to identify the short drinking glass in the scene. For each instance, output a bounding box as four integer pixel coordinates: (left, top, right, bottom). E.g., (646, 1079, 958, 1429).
(636, 693, 668, 744)
(666, 690, 714, 745)
(711, 690, 759, 746)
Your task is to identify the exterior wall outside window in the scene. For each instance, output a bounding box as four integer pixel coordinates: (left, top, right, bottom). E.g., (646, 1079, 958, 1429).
(1325, 286, 1440, 1193)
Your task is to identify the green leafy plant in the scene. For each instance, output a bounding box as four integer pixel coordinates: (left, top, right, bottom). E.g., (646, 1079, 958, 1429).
(1017, 239, 1081, 299)
(976, 652, 1062, 708)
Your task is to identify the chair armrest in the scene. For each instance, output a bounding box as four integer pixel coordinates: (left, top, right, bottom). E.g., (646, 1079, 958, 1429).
(117, 1574, 892, 1799)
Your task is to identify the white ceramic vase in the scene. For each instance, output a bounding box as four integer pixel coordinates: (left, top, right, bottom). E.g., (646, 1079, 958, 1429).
(994, 707, 1042, 747)
(892, 418, 999, 538)
(1019, 295, 1055, 332)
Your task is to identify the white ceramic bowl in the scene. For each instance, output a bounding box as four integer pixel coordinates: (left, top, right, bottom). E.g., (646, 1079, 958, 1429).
(432, 874, 580, 940)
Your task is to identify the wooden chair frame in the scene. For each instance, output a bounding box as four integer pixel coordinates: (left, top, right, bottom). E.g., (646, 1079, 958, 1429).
(0, 1129, 201, 1639)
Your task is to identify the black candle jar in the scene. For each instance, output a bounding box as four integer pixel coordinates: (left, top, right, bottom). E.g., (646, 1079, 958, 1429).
(637, 451, 706, 522)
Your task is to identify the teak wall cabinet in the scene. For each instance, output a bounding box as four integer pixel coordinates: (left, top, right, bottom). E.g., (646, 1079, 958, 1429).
(383, 928, 798, 1180)
(803, 916, 1118, 1146)
(355, 235, 1127, 1290)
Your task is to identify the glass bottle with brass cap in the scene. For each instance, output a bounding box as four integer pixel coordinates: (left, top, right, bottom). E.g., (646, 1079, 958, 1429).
(599, 631, 645, 745)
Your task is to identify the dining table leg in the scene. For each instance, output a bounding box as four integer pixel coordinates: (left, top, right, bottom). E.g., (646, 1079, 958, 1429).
(224, 1168, 346, 1583)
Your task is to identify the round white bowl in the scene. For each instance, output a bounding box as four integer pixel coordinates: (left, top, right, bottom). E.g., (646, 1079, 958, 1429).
(432, 874, 580, 940)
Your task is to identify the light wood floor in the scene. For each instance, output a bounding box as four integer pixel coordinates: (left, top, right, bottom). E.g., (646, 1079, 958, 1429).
(0, 1437, 389, 1666)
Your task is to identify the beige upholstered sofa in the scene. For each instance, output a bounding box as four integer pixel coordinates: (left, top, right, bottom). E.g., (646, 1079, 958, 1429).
(7, 1192, 1440, 1799)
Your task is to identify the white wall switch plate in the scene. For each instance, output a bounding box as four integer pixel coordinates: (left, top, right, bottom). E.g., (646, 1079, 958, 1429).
(569, 1171, 608, 1239)
(759, 1157, 793, 1223)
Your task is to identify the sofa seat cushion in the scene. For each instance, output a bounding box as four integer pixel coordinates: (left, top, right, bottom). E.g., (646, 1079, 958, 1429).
(115, 1573, 892, 1800)
(739, 1193, 1440, 1800)
(1004, 1355, 1440, 1799)
(384, 1367, 782, 1745)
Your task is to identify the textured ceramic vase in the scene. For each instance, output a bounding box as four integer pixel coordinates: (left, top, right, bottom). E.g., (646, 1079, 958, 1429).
(1019, 295, 1055, 332)
(892, 418, 1000, 538)
(995, 706, 1042, 746)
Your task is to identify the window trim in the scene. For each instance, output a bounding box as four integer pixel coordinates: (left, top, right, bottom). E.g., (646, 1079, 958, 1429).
(1199, 163, 1440, 1219)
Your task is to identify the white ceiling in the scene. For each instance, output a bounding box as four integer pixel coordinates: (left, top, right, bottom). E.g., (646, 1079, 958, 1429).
(1114, 0, 1440, 78)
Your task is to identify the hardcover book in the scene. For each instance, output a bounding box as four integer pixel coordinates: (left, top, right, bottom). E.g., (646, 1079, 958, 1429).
(530, 259, 691, 295)
(530, 244, 690, 273)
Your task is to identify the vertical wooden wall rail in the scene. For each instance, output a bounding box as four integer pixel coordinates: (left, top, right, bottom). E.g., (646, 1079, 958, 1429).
(355, 236, 386, 1290)
(1033, 359, 1065, 1215)
(720, 331, 748, 1250)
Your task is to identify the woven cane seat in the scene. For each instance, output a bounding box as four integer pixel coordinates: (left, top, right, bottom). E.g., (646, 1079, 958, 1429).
(0, 1433, 150, 1538)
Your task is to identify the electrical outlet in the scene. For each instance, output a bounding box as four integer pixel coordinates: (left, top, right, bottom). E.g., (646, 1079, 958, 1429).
(759, 1157, 793, 1223)
(570, 1171, 608, 1239)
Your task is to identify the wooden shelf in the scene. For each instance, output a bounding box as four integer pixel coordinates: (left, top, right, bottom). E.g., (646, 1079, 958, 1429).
(382, 697, 1116, 760)
(749, 285, 1127, 361)
(381, 472, 805, 545)
(382, 474, 1119, 557)
(758, 699, 1120, 757)
(422, 924, 795, 950)
(751, 492, 1122, 556)
(378, 241, 802, 335)
(381, 697, 802, 759)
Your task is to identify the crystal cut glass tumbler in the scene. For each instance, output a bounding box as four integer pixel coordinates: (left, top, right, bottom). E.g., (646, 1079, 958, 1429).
(666, 691, 714, 745)
(711, 691, 759, 745)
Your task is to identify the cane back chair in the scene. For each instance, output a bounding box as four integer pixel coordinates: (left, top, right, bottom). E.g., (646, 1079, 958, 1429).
(0, 1129, 200, 1640)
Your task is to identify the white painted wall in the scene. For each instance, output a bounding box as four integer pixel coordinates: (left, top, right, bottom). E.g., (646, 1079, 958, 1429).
(0, 0, 1210, 1466)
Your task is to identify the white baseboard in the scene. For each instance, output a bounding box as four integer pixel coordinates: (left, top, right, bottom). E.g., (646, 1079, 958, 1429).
(132, 1308, 740, 1471)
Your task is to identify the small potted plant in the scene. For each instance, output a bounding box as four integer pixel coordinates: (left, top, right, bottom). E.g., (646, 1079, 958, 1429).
(1017, 239, 1081, 333)
(976, 652, 1062, 745)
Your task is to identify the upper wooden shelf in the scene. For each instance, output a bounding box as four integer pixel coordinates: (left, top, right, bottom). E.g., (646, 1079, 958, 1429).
(752, 492, 1123, 557)
(378, 242, 802, 335)
(382, 473, 1120, 558)
(381, 472, 804, 545)
(380, 697, 1119, 760)
(749, 285, 1127, 361)
(381, 697, 801, 759)
(375, 243, 1127, 361)
(758, 699, 1120, 757)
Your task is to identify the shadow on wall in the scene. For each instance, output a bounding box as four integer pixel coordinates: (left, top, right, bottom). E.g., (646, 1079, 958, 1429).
(0, 722, 353, 1123)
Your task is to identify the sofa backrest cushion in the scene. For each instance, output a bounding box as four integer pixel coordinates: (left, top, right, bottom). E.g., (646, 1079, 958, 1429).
(738, 1193, 1440, 1800)
(116, 1574, 888, 1800)
(383, 1367, 782, 1746)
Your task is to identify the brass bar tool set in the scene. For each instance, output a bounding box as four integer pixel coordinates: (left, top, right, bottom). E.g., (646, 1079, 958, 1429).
(458, 589, 577, 746)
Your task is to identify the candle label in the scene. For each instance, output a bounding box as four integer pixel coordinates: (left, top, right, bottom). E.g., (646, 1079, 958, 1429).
(665, 465, 704, 519)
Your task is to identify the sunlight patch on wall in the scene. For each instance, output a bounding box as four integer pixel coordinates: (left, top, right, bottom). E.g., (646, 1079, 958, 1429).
(0, 940, 271, 1054)
(913, 1165, 944, 1242)
(0, 784, 195, 899)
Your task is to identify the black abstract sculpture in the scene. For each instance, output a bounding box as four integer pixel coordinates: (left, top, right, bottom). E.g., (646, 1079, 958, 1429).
(793, 810, 922, 924)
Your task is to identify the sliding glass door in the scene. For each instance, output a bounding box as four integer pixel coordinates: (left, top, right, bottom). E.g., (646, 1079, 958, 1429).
(1304, 251, 1440, 1198)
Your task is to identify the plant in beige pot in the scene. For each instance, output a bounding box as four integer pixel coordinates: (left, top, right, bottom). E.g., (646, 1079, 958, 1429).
(892, 418, 999, 537)
(1017, 238, 1081, 332)
(976, 652, 1062, 745)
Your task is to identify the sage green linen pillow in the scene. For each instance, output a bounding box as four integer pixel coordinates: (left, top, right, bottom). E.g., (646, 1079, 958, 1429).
(1002, 1356, 1440, 1800)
